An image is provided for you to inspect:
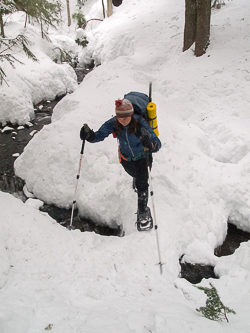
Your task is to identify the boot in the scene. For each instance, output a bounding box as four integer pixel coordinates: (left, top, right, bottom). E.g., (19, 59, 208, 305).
(137, 191, 148, 213)
(136, 191, 153, 231)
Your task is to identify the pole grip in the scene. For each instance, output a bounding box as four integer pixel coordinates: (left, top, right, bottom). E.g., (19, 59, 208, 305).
(149, 81, 152, 103)
(80, 139, 85, 154)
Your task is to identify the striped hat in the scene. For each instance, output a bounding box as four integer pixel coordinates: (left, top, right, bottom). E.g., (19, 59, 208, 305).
(115, 99, 134, 118)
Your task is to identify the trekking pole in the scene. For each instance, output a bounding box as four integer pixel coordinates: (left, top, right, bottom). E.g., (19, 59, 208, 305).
(149, 81, 152, 102)
(68, 139, 85, 230)
(147, 157, 164, 274)
(147, 81, 164, 274)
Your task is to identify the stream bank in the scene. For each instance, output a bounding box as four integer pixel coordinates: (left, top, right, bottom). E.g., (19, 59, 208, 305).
(0, 64, 122, 237)
(1, 66, 250, 281)
(0, 96, 123, 236)
(180, 222, 250, 284)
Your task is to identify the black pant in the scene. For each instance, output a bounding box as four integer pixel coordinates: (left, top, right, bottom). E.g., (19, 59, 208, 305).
(120, 154, 152, 193)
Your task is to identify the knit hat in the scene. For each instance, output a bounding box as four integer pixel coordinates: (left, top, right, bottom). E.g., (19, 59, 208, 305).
(115, 99, 134, 118)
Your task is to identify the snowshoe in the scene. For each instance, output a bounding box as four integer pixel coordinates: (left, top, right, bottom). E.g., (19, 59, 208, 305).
(136, 207, 153, 231)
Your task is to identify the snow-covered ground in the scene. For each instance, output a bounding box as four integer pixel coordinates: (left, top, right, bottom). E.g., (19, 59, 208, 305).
(1, 0, 250, 331)
(0, 8, 79, 126)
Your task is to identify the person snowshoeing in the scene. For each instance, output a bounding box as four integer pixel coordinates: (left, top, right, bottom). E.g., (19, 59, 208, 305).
(80, 98, 161, 231)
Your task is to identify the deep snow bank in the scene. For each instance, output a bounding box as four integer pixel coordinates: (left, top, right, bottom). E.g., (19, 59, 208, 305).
(1, 188, 250, 332)
(0, 20, 78, 126)
(14, 0, 250, 263)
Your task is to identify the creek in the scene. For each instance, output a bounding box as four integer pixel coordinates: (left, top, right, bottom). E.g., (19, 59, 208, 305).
(1, 66, 250, 282)
(180, 222, 250, 284)
(0, 65, 122, 237)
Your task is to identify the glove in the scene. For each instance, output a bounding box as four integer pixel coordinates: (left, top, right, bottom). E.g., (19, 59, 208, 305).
(140, 127, 159, 152)
(80, 124, 95, 142)
(140, 127, 153, 151)
(140, 135, 152, 150)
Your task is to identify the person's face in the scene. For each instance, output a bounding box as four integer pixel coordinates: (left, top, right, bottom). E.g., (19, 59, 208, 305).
(117, 116, 132, 127)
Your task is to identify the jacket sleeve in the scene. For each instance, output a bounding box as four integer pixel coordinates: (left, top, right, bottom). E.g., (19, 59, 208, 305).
(90, 117, 116, 143)
(139, 117, 161, 153)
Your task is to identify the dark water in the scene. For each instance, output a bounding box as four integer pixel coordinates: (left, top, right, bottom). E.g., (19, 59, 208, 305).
(0, 99, 59, 200)
(40, 204, 123, 236)
(0, 99, 58, 176)
(215, 223, 250, 257)
(180, 222, 250, 284)
(179, 259, 217, 284)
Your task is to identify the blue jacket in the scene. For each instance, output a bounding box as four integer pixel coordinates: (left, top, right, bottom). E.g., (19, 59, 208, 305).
(91, 115, 161, 160)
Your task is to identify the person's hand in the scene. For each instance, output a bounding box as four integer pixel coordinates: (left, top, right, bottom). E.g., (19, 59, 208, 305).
(140, 127, 152, 151)
(80, 124, 95, 142)
(140, 127, 159, 152)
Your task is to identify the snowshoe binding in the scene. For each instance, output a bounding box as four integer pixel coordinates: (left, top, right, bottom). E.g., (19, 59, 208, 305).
(136, 207, 153, 231)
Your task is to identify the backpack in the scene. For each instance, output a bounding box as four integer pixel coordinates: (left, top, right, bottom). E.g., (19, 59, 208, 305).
(124, 85, 159, 137)
(124, 92, 150, 121)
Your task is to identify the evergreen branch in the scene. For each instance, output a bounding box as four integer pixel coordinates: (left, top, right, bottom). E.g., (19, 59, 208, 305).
(13, 0, 62, 37)
(0, 32, 38, 84)
(0, 53, 23, 67)
(0, 33, 38, 61)
(196, 283, 236, 323)
(20, 38, 38, 61)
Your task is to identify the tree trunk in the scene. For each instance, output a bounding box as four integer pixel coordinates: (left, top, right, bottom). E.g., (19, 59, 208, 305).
(102, 0, 106, 18)
(41, 21, 44, 39)
(66, 0, 71, 26)
(183, 0, 211, 56)
(25, 14, 28, 28)
(183, 0, 197, 52)
(195, 0, 211, 57)
(107, 0, 113, 17)
(0, 14, 5, 37)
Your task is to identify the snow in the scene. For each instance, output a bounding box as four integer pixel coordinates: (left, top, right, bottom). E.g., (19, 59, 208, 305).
(1, 126, 13, 133)
(1, 0, 250, 331)
(0, 15, 78, 126)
